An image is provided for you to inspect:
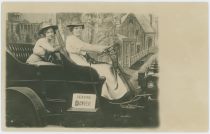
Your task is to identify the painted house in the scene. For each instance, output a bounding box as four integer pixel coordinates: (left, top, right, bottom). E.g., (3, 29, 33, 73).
(116, 13, 157, 67)
(7, 13, 48, 44)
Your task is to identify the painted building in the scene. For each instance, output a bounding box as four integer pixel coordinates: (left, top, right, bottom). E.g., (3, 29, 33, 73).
(7, 13, 56, 44)
(116, 13, 157, 67)
(7, 13, 40, 44)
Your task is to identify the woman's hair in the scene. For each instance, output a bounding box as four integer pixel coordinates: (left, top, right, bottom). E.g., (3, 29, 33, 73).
(68, 26, 74, 32)
(68, 25, 84, 32)
(42, 27, 56, 36)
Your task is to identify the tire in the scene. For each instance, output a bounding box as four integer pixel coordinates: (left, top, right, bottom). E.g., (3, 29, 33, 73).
(6, 87, 47, 127)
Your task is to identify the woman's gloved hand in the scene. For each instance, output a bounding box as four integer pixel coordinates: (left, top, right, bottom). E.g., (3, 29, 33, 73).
(101, 45, 114, 54)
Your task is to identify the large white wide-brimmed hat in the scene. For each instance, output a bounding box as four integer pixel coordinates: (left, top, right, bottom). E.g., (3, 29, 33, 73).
(38, 22, 58, 35)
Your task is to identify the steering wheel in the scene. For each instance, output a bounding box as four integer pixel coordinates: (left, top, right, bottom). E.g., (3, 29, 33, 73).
(46, 51, 64, 65)
(101, 45, 119, 69)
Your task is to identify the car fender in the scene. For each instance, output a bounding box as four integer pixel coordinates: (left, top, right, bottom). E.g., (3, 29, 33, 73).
(6, 87, 47, 126)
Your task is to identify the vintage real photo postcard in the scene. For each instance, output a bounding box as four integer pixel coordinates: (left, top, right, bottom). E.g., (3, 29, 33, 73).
(1, 2, 208, 131)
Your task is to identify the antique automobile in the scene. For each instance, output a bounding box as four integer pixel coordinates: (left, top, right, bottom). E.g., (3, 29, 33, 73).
(5, 41, 156, 127)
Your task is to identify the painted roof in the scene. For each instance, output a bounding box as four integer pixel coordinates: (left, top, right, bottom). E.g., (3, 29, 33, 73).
(121, 13, 155, 33)
(135, 15, 155, 33)
(120, 14, 129, 24)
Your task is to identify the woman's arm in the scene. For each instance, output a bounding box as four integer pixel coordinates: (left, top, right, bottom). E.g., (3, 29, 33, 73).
(40, 42, 56, 52)
(81, 42, 109, 53)
(73, 36, 109, 53)
(38, 38, 61, 52)
(66, 35, 110, 55)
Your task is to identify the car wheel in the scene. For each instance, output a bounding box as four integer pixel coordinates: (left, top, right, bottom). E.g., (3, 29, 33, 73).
(6, 88, 43, 127)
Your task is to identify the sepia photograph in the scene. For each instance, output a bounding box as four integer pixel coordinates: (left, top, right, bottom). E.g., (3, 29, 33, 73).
(5, 12, 159, 128)
(1, 2, 208, 132)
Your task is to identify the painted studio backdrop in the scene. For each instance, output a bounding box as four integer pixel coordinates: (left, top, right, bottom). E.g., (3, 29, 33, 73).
(6, 12, 159, 127)
(7, 12, 158, 89)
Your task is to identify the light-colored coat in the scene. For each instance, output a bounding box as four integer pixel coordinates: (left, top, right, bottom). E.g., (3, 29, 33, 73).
(26, 38, 58, 65)
(66, 35, 128, 100)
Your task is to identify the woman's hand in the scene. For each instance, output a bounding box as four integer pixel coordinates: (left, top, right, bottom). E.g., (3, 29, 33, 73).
(102, 45, 115, 54)
(100, 45, 111, 53)
(53, 46, 62, 52)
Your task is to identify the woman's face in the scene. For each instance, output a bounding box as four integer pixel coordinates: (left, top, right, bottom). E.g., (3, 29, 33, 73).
(45, 28, 55, 40)
(72, 26, 83, 36)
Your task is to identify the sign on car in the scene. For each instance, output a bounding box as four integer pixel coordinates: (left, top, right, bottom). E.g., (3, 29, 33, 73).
(72, 93, 96, 109)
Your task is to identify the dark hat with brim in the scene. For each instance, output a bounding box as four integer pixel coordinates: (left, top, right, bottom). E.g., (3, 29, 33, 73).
(66, 24, 84, 29)
(38, 22, 58, 35)
(66, 18, 85, 29)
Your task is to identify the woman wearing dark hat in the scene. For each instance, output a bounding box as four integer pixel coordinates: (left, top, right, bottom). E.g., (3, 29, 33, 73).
(26, 22, 61, 65)
(65, 19, 130, 100)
